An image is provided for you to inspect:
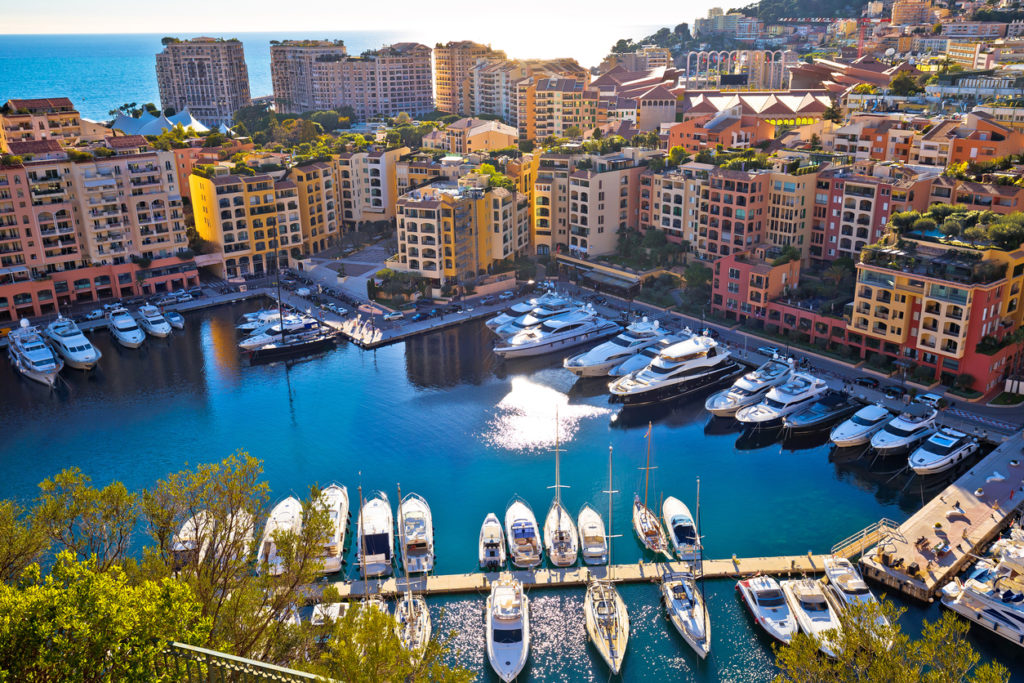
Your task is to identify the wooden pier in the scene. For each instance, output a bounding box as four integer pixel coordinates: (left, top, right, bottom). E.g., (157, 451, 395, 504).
(859, 431, 1024, 601)
(330, 554, 827, 598)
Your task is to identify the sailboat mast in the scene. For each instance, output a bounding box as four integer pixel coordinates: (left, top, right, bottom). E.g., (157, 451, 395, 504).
(643, 422, 652, 512)
(696, 476, 708, 638)
(275, 243, 286, 343)
(607, 445, 613, 567)
(397, 482, 411, 612)
(357, 483, 368, 597)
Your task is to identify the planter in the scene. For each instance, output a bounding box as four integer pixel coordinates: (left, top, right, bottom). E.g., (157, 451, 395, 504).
(933, 522, 942, 529)
(975, 487, 984, 497)
(1011, 459, 1020, 468)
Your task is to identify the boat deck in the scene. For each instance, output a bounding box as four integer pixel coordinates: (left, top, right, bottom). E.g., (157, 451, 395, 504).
(859, 431, 1024, 601)
(330, 554, 828, 598)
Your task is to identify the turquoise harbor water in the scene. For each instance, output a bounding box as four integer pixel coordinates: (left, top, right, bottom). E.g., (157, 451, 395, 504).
(0, 301, 1020, 680)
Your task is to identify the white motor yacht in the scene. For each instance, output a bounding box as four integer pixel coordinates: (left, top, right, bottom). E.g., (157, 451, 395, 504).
(737, 576, 799, 645)
(45, 316, 102, 370)
(357, 492, 394, 578)
(577, 504, 608, 565)
(505, 498, 542, 568)
(486, 577, 530, 683)
(136, 304, 172, 337)
(399, 493, 434, 574)
(493, 296, 574, 339)
(608, 332, 688, 377)
(238, 315, 321, 351)
(257, 497, 303, 576)
(479, 513, 507, 571)
(940, 544, 1024, 648)
(7, 320, 63, 386)
(662, 570, 711, 658)
(238, 308, 285, 331)
(311, 602, 349, 626)
(781, 578, 842, 658)
(317, 484, 349, 574)
(909, 427, 980, 475)
(870, 404, 938, 456)
(608, 334, 741, 406)
(704, 356, 793, 417)
(486, 292, 563, 331)
(544, 499, 578, 567)
(106, 306, 145, 348)
(493, 308, 620, 359)
(822, 556, 889, 630)
(830, 404, 891, 447)
(171, 510, 214, 568)
(563, 318, 664, 377)
(585, 579, 630, 674)
(662, 496, 700, 561)
(165, 311, 185, 330)
(735, 372, 829, 429)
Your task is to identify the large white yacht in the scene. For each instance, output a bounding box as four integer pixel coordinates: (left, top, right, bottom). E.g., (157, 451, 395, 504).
(704, 356, 793, 417)
(238, 315, 322, 351)
(493, 308, 620, 359)
(662, 570, 711, 659)
(608, 332, 689, 377)
(577, 504, 608, 565)
(662, 496, 700, 561)
(563, 318, 664, 377)
(870, 404, 938, 456)
(486, 577, 530, 683)
(257, 497, 303, 576)
(106, 306, 145, 348)
(45, 317, 102, 371)
(7, 320, 63, 386)
(492, 296, 575, 339)
(608, 334, 740, 406)
(822, 556, 889, 630)
(737, 576, 798, 645)
(399, 493, 434, 574)
(357, 492, 394, 578)
(505, 497, 542, 568)
(941, 541, 1024, 648)
(136, 304, 172, 338)
(486, 291, 564, 331)
(317, 484, 349, 574)
(830, 404, 891, 447)
(781, 578, 842, 658)
(238, 309, 286, 331)
(735, 372, 829, 429)
(908, 427, 979, 475)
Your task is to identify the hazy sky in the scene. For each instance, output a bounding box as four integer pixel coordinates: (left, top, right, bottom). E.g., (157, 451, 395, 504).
(4, 0, 721, 36)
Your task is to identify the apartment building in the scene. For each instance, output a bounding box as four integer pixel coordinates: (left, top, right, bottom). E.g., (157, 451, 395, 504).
(666, 113, 774, 153)
(695, 168, 768, 260)
(639, 162, 712, 246)
(528, 77, 602, 140)
(946, 41, 998, 70)
(0, 98, 81, 151)
(533, 153, 580, 255)
(941, 22, 1008, 39)
(890, 0, 935, 24)
(710, 246, 801, 321)
(392, 181, 529, 287)
(421, 117, 518, 154)
(155, 37, 251, 127)
(190, 172, 301, 278)
(764, 163, 817, 260)
(290, 162, 339, 255)
(928, 176, 1024, 214)
(467, 58, 588, 130)
(849, 235, 1024, 391)
(909, 113, 1023, 166)
(434, 41, 506, 116)
(396, 153, 467, 196)
(0, 141, 195, 320)
(270, 40, 348, 114)
(565, 149, 654, 257)
(599, 47, 673, 72)
(335, 146, 408, 228)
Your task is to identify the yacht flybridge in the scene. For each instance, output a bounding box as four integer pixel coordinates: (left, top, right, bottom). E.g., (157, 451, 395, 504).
(870, 404, 938, 456)
(493, 308, 620, 359)
(734, 372, 829, 428)
(563, 318, 664, 377)
(705, 356, 793, 417)
(492, 296, 575, 339)
(505, 497, 542, 568)
(8, 319, 63, 386)
(45, 316, 101, 371)
(608, 331, 688, 377)
(608, 334, 740, 406)
(941, 540, 1024, 647)
(106, 306, 145, 348)
(399, 493, 435, 574)
(136, 305, 172, 338)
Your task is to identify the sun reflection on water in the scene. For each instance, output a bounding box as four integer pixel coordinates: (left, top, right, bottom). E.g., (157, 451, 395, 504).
(484, 377, 612, 451)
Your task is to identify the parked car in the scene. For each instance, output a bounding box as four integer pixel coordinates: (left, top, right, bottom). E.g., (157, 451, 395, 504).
(883, 385, 905, 400)
(102, 302, 122, 311)
(383, 311, 404, 321)
(85, 309, 104, 320)
(187, 286, 203, 298)
(176, 293, 193, 303)
(410, 312, 428, 322)
(154, 295, 177, 306)
(444, 303, 464, 313)
(914, 393, 943, 408)
(480, 295, 495, 305)
(498, 290, 514, 301)
(853, 376, 881, 389)
(756, 345, 780, 357)
(296, 287, 311, 297)
(428, 308, 441, 318)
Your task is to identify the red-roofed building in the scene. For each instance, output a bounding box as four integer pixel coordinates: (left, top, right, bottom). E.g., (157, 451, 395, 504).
(1, 97, 82, 151)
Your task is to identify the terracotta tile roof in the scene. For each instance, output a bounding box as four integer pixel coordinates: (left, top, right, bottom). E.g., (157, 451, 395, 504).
(104, 135, 148, 149)
(6, 139, 63, 155)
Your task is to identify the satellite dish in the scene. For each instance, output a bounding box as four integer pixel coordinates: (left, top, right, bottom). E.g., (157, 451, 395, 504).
(885, 48, 896, 56)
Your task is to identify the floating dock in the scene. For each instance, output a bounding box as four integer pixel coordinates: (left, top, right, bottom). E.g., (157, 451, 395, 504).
(330, 554, 827, 598)
(859, 431, 1024, 601)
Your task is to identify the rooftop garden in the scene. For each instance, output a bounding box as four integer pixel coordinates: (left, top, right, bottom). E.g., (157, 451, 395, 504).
(885, 203, 1024, 252)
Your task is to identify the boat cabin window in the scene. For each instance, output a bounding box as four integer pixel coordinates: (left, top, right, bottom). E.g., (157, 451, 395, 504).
(799, 597, 828, 612)
(756, 590, 785, 607)
(851, 413, 885, 426)
(493, 628, 523, 644)
(362, 533, 392, 559)
(921, 438, 958, 456)
(765, 397, 787, 409)
(883, 423, 919, 438)
(610, 336, 633, 347)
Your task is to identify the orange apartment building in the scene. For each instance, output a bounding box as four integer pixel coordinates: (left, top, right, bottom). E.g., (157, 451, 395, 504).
(666, 114, 774, 153)
(0, 98, 82, 151)
(710, 246, 801, 320)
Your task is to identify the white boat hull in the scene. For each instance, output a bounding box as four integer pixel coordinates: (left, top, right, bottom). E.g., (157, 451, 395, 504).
(494, 323, 620, 359)
(564, 358, 622, 377)
(909, 442, 979, 475)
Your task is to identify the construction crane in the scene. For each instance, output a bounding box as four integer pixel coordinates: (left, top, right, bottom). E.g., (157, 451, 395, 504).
(858, 17, 891, 58)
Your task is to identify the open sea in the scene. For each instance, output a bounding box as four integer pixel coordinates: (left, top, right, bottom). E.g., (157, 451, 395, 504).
(0, 301, 1020, 680)
(0, 28, 662, 122)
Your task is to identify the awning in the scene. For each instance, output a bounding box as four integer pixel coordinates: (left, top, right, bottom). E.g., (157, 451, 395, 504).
(582, 270, 641, 290)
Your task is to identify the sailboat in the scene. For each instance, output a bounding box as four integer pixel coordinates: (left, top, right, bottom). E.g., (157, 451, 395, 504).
(395, 483, 432, 664)
(584, 446, 630, 674)
(543, 415, 578, 567)
(246, 259, 336, 363)
(632, 424, 671, 559)
(661, 477, 711, 658)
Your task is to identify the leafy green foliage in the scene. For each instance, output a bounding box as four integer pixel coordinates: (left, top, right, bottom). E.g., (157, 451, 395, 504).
(771, 245, 801, 266)
(0, 501, 48, 583)
(889, 70, 925, 97)
(0, 552, 210, 682)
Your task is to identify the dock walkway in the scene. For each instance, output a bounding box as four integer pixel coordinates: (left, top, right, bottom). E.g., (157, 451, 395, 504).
(330, 554, 827, 598)
(860, 431, 1024, 601)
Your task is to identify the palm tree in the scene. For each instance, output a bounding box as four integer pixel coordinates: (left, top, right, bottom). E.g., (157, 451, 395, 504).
(823, 265, 847, 289)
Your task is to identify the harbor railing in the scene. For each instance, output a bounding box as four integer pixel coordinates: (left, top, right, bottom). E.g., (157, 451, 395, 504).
(159, 642, 326, 682)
